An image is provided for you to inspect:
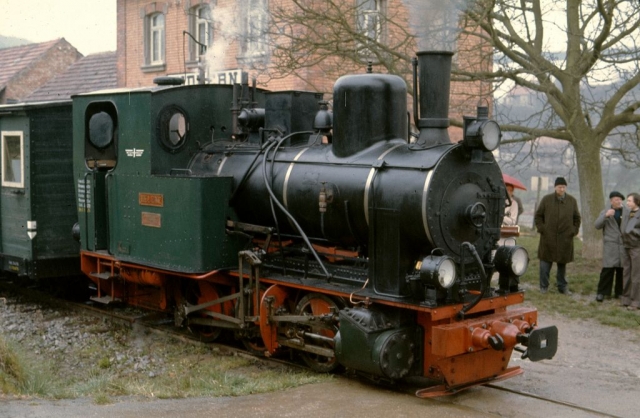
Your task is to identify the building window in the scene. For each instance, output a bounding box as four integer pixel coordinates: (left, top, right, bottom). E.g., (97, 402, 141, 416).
(357, 0, 383, 41)
(151, 13, 165, 64)
(190, 5, 212, 61)
(145, 12, 165, 67)
(1, 131, 24, 188)
(242, 0, 268, 59)
(356, 0, 385, 57)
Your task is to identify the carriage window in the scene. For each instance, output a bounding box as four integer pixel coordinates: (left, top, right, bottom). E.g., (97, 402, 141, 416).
(1, 131, 24, 188)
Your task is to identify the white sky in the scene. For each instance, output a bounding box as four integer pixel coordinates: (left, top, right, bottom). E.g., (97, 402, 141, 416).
(0, 0, 116, 55)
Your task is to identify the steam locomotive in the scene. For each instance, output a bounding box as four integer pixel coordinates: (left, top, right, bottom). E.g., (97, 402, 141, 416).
(73, 51, 557, 396)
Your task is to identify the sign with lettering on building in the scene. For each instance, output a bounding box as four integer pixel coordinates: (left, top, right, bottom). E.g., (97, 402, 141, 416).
(168, 69, 244, 86)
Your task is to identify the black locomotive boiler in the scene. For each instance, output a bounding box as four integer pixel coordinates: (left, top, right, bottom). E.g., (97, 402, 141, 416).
(74, 51, 557, 396)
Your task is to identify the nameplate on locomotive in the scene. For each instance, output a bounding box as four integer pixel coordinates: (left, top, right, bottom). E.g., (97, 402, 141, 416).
(141, 212, 162, 228)
(139, 193, 164, 207)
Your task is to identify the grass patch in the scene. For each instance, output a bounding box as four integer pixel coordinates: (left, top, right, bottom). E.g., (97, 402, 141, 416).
(0, 336, 25, 394)
(517, 231, 640, 330)
(93, 393, 112, 405)
(90, 347, 329, 399)
(0, 321, 330, 401)
(0, 336, 62, 397)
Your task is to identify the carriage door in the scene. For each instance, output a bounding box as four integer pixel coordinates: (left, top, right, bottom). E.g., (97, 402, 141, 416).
(0, 127, 30, 269)
(81, 102, 118, 251)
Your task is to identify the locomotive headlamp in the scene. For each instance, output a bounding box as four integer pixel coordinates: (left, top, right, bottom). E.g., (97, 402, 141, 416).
(420, 255, 457, 289)
(494, 245, 529, 277)
(464, 119, 502, 152)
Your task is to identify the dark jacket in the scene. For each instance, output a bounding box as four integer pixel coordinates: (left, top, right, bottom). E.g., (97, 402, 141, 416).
(595, 206, 627, 267)
(535, 192, 582, 263)
(621, 210, 640, 248)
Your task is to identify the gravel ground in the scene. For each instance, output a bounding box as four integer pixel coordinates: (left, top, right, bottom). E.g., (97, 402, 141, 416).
(0, 296, 168, 381)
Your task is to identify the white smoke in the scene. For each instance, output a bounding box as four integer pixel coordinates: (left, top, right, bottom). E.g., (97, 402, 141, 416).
(203, 3, 242, 75)
(403, 0, 467, 51)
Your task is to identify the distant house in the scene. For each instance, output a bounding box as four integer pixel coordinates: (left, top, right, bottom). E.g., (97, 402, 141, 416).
(502, 86, 534, 107)
(0, 39, 82, 104)
(25, 52, 118, 102)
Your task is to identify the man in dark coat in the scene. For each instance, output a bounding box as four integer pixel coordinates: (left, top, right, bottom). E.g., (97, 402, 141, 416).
(534, 177, 582, 294)
(594, 191, 627, 301)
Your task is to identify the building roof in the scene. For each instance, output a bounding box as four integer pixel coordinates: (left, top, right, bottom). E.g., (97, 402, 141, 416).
(24, 51, 117, 102)
(0, 39, 70, 91)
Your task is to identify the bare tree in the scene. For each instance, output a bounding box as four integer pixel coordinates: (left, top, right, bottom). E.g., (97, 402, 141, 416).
(264, 0, 415, 91)
(460, 0, 640, 258)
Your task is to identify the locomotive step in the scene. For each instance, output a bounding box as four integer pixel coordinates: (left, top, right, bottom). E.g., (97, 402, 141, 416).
(89, 272, 113, 280)
(90, 295, 121, 304)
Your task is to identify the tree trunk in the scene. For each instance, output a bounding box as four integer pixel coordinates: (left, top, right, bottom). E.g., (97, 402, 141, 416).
(574, 141, 604, 259)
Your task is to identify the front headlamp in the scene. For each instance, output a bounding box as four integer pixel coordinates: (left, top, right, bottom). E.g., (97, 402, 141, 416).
(464, 119, 502, 151)
(419, 255, 457, 289)
(494, 245, 529, 277)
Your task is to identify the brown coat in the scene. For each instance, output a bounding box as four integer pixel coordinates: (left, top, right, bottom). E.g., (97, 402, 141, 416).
(621, 210, 640, 248)
(621, 211, 640, 307)
(535, 192, 582, 263)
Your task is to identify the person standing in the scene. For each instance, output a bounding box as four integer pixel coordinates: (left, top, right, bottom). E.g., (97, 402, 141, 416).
(504, 183, 524, 225)
(503, 184, 519, 226)
(534, 177, 582, 294)
(621, 193, 640, 310)
(594, 191, 626, 302)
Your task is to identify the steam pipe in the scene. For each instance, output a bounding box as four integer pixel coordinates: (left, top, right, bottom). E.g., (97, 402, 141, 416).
(231, 84, 240, 136)
(457, 242, 487, 320)
(412, 57, 419, 127)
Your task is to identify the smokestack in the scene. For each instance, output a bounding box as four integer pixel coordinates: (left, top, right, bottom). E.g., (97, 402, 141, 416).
(413, 51, 453, 147)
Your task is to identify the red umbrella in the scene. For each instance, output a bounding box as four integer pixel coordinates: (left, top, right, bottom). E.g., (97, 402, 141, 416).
(502, 173, 527, 191)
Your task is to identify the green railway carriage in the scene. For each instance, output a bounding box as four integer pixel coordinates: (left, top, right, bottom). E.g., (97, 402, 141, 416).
(73, 83, 265, 275)
(0, 101, 80, 278)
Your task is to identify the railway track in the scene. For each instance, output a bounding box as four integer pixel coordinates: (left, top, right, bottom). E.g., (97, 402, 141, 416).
(482, 384, 624, 418)
(416, 380, 624, 417)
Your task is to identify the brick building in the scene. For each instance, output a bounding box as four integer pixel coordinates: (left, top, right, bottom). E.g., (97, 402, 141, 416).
(117, 0, 329, 90)
(0, 39, 82, 104)
(117, 0, 491, 140)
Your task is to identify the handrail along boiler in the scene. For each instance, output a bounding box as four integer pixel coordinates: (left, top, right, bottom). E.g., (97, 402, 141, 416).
(73, 51, 558, 397)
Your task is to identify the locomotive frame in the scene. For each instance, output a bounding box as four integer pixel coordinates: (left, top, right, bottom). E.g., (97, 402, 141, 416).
(73, 52, 557, 396)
